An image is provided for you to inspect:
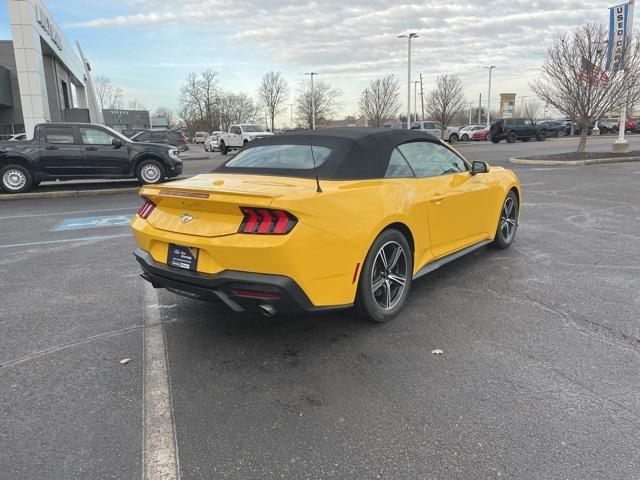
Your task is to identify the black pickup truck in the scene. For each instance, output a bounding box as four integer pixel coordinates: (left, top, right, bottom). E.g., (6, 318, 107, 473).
(0, 123, 183, 193)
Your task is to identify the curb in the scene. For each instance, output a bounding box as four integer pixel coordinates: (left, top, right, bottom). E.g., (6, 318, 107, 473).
(509, 156, 640, 166)
(0, 186, 140, 201)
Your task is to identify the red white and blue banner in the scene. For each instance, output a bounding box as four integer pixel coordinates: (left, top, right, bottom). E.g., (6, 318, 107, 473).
(607, 2, 631, 70)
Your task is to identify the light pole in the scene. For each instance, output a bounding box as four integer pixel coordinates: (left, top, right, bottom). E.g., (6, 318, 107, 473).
(399, 32, 418, 129)
(413, 80, 419, 123)
(304, 72, 317, 130)
(484, 65, 496, 127)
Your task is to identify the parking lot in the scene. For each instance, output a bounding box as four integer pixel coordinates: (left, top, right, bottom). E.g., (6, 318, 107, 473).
(1, 138, 639, 479)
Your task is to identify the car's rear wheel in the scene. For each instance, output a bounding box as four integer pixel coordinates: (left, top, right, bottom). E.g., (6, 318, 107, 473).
(506, 131, 517, 143)
(136, 159, 165, 185)
(490, 136, 499, 143)
(219, 141, 227, 155)
(355, 229, 413, 323)
(461, 134, 469, 141)
(448, 133, 459, 144)
(492, 191, 519, 249)
(1, 165, 33, 193)
(536, 130, 547, 141)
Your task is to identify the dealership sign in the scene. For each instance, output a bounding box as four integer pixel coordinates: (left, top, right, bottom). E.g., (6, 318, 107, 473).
(35, 1, 62, 51)
(607, 2, 632, 70)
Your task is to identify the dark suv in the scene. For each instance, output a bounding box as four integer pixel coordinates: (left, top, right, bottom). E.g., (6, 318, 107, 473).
(0, 123, 183, 194)
(130, 129, 189, 151)
(490, 118, 547, 143)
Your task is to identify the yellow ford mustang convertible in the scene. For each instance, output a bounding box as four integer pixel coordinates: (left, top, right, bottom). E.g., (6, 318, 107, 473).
(131, 128, 521, 322)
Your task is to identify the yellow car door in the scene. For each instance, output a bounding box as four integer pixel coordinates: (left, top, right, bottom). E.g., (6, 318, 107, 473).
(397, 141, 495, 258)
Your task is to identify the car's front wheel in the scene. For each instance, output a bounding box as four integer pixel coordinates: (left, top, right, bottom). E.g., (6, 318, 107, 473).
(448, 133, 459, 144)
(492, 191, 519, 249)
(1, 165, 33, 193)
(461, 134, 469, 141)
(136, 159, 165, 185)
(355, 229, 413, 323)
(536, 130, 547, 141)
(506, 132, 517, 143)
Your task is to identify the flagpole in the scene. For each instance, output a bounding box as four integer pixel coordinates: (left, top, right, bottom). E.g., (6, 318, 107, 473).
(615, 0, 634, 152)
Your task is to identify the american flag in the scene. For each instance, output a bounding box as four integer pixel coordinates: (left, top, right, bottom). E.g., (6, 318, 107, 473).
(580, 57, 610, 86)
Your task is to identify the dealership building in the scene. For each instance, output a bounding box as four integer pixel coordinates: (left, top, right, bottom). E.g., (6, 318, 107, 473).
(0, 0, 102, 138)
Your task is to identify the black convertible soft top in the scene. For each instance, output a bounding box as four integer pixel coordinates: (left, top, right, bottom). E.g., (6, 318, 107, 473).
(214, 128, 441, 180)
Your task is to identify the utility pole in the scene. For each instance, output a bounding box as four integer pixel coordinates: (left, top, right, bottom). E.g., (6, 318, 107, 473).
(419, 73, 425, 121)
(468, 103, 472, 125)
(484, 66, 496, 127)
(478, 93, 482, 124)
(304, 72, 317, 130)
(398, 32, 418, 129)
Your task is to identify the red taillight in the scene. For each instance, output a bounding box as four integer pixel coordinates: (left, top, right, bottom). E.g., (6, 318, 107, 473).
(137, 197, 156, 219)
(239, 207, 297, 235)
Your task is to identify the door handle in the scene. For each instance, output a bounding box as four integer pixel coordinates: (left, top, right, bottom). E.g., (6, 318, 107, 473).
(429, 193, 446, 203)
(45, 145, 58, 150)
(85, 146, 98, 151)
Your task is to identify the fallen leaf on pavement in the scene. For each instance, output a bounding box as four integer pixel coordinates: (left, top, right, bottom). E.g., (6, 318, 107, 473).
(431, 349, 444, 355)
(120, 358, 131, 364)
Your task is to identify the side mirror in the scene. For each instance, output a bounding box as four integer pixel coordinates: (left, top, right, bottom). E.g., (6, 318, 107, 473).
(471, 161, 489, 175)
(112, 138, 123, 148)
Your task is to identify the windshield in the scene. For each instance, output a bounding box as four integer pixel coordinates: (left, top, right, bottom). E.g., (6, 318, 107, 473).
(241, 125, 267, 132)
(225, 144, 331, 170)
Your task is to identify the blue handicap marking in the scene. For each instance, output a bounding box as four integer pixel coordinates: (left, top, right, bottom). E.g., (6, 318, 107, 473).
(54, 214, 132, 231)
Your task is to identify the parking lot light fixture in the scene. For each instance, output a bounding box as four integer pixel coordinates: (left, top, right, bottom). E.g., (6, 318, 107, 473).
(484, 65, 496, 127)
(399, 33, 418, 129)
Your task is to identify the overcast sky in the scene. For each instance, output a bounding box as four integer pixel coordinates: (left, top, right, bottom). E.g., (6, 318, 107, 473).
(0, 0, 620, 124)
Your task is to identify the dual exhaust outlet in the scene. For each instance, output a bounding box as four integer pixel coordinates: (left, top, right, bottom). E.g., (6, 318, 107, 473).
(258, 304, 276, 317)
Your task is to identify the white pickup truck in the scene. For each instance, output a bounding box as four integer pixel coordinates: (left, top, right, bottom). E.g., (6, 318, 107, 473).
(411, 121, 460, 144)
(218, 124, 273, 154)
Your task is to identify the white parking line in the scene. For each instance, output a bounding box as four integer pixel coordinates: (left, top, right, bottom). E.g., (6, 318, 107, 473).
(0, 233, 132, 249)
(143, 282, 180, 480)
(0, 206, 137, 220)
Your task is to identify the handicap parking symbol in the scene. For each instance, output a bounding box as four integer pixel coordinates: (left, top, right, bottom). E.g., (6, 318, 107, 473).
(54, 214, 132, 231)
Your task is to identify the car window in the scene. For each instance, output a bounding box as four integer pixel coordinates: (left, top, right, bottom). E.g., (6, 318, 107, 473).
(151, 133, 167, 142)
(523, 119, 533, 125)
(134, 132, 151, 142)
(231, 127, 241, 135)
(225, 145, 332, 170)
(45, 127, 75, 144)
(80, 127, 115, 145)
(397, 141, 467, 178)
(385, 148, 415, 178)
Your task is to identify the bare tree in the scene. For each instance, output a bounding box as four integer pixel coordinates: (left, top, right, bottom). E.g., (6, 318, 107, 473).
(223, 92, 259, 126)
(295, 79, 340, 129)
(128, 98, 146, 111)
(153, 107, 175, 128)
(359, 75, 401, 127)
(94, 74, 123, 109)
(425, 74, 466, 139)
(516, 99, 542, 119)
(258, 71, 288, 131)
(178, 70, 221, 131)
(531, 23, 640, 152)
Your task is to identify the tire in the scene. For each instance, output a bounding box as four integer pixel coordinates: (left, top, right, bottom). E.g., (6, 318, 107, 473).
(1, 164, 33, 193)
(354, 229, 413, 323)
(490, 136, 500, 143)
(506, 131, 517, 143)
(536, 130, 547, 141)
(219, 141, 227, 155)
(492, 190, 519, 249)
(448, 133, 459, 144)
(243, 139, 249, 146)
(461, 134, 469, 141)
(135, 159, 165, 185)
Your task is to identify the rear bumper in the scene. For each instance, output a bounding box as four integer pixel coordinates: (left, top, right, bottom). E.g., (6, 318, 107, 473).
(134, 248, 351, 315)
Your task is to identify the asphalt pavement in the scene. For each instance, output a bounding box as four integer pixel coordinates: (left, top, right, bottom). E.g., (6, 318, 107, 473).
(1, 140, 639, 479)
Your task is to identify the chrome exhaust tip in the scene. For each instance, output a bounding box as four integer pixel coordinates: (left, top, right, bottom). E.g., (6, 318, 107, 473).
(258, 304, 276, 317)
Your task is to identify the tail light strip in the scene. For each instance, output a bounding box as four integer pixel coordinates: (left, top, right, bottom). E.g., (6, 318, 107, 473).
(137, 197, 156, 219)
(239, 207, 297, 235)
